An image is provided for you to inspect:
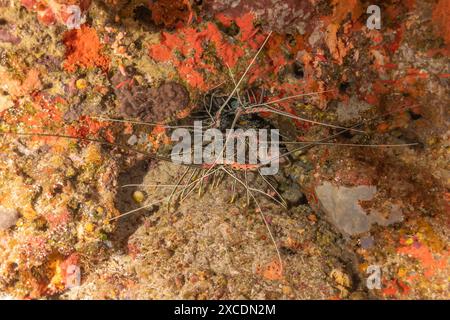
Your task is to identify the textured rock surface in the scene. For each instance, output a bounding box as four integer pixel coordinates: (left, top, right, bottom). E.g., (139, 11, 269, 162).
(0, 207, 18, 230)
(202, 0, 316, 33)
(316, 182, 403, 235)
(112, 72, 189, 122)
(336, 97, 372, 122)
(0, 0, 448, 300)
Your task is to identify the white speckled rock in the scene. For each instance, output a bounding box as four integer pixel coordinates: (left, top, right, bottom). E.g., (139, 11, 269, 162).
(336, 96, 372, 122)
(0, 206, 19, 230)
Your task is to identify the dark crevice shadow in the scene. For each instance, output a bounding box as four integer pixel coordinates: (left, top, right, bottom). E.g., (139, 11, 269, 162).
(110, 158, 155, 253)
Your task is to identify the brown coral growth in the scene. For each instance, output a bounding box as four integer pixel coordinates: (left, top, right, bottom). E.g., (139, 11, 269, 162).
(112, 73, 189, 122)
(149, 0, 191, 28)
(432, 0, 450, 46)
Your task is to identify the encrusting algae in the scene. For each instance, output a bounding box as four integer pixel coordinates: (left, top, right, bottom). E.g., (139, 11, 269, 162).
(63, 25, 110, 72)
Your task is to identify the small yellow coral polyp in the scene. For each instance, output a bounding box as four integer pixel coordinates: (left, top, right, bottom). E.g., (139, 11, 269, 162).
(83, 144, 103, 165)
(75, 78, 88, 90)
(49, 258, 65, 291)
(84, 222, 94, 233)
(21, 205, 37, 221)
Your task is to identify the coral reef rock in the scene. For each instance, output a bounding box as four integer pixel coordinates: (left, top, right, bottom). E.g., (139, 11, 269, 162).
(0, 207, 19, 231)
(315, 182, 403, 236)
(113, 75, 189, 122)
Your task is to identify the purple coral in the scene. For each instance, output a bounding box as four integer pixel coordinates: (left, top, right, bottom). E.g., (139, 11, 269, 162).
(0, 28, 20, 44)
